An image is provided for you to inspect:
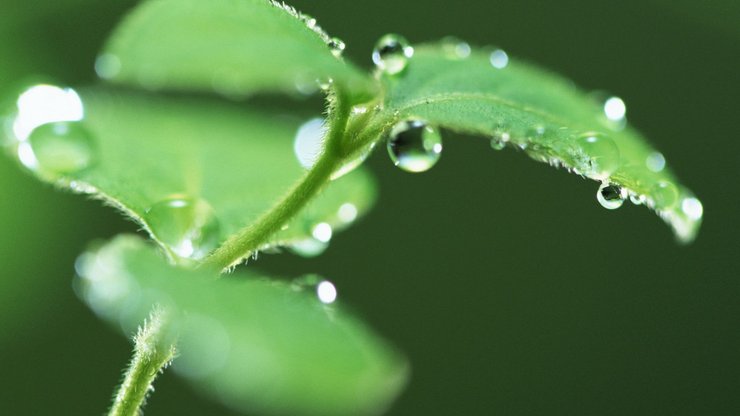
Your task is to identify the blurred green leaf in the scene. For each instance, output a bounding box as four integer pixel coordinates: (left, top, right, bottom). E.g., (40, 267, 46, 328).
(100, 0, 374, 101)
(76, 235, 408, 416)
(2, 88, 376, 262)
(369, 44, 702, 241)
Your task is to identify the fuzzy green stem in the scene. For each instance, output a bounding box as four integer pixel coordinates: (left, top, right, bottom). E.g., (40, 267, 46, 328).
(108, 308, 176, 416)
(201, 87, 353, 272)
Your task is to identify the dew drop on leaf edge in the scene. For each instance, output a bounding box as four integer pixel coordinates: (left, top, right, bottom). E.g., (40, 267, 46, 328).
(597, 182, 626, 210)
(387, 120, 443, 173)
(651, 180, 679, 209)
(372, 34, 414, 75)
(20, 121, 96, 177)
(144, 196, 221, 261)
(576, 132, 620, 180)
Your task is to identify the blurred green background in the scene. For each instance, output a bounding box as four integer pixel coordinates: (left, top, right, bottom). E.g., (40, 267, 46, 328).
(1, 0, 738, 414)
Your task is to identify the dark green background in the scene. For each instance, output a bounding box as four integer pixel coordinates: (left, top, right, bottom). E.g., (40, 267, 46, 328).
(1, 0, 738, 414)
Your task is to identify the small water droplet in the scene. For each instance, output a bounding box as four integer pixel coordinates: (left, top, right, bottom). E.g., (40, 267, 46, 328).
(629, 193, 646, 205)
(300, 14, 317, 29)
(372, 34, 414, 75)
(576, 132, 620, 180)
(145, 196, 221, 261)
(328, 37, 346, 58)
(527, 125, 546, 139)
(387, 120, 442, 173)
(316, 280, 338, 304)
(95, 54, 122, 80)
(651, 181, 679, 208)
(489, 49, 509, 69)
(21, 121, 96, 176)
(681, 197, 703, 221)
(441, 37, 471, 59)
(490, 133, 508, 150)
(294, 117, 326, 169)
(597, 182, 626, 210)
(311, 222, 333, 243)
(646, 151, 666, 172)
(338, 203, 358, 223)
(603, 96, 626, 122)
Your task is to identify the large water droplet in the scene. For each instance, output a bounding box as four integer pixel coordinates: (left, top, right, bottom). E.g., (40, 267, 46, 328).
(294, 117, 326, 169)
(597, 182, 626, 210)
(21, 121, 96, 176)
(681, 197, 703, 221)
(603, 96, 626, 122)
(651, 181, 679, 208)
(441, 37, 471, 59)
(576, 132, 620, 180)
(145, 196, 221, 261)
(372, 34, 414, 75)
(489, 48, 509, 69)
(646, 151, 666, 172)
(387, 120, 442, 173)
(328, 37, 346, 58)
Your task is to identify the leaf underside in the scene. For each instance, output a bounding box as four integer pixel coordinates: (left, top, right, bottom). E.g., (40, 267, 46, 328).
(77, 235, 408, 416)
(367, 45, 702, 241)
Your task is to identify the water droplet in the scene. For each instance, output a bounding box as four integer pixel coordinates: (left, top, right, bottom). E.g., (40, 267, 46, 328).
(681, 197, 703, 221)
(300, 14, 317, 29)
(294, 117, 326, 169)
(316, 280, 338, 304)
(651, 181, 679, 208)
(21, 121, 96, 176)
(646, 151, 666, 172)
(11, 84, 84, 141)
(490, 135, 508, 150)
(576, 132, 620, 180)
(527, 125, 546, 139)
(441, 37, 471, 59)
(289, 238, 328, 258)
(311, 222, 333, 243)
(629, 193, 646, 205)
(372, 34, 414, 75)
(489, 49, 509, 69)
(328, 37, 346, 58)
(145, 196, 221, 261)
(387, 120, 442, 173)
(338, 203, 358, 223)
(95, 53, 122, 80)
(597, 182, 626, 210)
(603, 96, 626, 122)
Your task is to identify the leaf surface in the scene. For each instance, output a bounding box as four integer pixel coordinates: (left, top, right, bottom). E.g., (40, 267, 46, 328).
(99, 0, 374, 100)
(3, 87, 376, 261)
(76, 235, 408, 416)
(368, 44, 702, 241)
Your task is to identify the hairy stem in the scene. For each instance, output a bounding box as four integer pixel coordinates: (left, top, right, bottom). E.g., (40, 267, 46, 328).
(201, 87, 353, 272)
(108, 308, 176, 416)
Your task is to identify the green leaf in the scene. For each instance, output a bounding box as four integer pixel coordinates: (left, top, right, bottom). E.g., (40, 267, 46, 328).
(99, 0, 374, 101)
(76, 235, 408, 416)
(2, 87, 376, 262)
(366, 44, 702, 242)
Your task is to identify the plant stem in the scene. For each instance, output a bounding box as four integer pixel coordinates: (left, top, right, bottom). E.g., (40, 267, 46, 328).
(201, 87, 353, 272)
(108, 308, 176, 416)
